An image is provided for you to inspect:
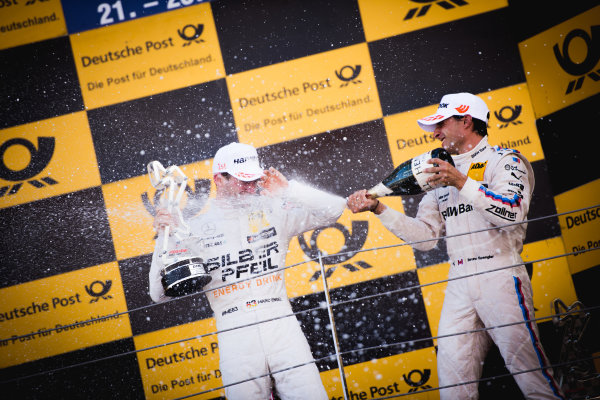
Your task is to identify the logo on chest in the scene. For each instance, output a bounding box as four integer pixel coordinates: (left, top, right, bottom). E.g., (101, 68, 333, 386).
(441, 203, 473, 220)
(467, 161, 487, 181)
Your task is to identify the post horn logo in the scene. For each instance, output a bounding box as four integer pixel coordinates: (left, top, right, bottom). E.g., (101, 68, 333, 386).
(403, 368, 432, 392)
(297, 221, 372, 281)
(85, 280, 113, 303)
(494, 105, 523, 129)
(404, 0, 469, 21)
(141, 178, 211, 237)
(178, 24, 205, 46)
(0, 137, 58, 198)
(553, 25, 599, 94)
(335, 65, 362, 87)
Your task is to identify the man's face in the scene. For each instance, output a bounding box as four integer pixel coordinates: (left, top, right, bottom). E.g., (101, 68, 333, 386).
(215, 173, 260, 198)
(433, 116, 468, 155)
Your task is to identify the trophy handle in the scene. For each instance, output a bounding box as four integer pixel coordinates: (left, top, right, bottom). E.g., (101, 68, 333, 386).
(148, 161, 167, 189)
(148, 161, 212, 296)
(147, 161, 191, 266)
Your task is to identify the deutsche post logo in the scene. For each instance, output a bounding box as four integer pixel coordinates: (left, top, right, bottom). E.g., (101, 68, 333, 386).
(177, 24, 205, 46)
(493, 105, 523, 129)
(297, 221, 371, 281)
(335, 65, 362, 87)
(553, 25, 600, 94)
(85, 280, 113, 303)
(404, 0, 469, 20)
(0, 137, 58, 197)
(403, 368, 432, 392)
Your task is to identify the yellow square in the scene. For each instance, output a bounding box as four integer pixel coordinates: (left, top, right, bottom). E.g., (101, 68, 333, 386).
(229, 43, 382, 148)
(0, 112, 101, 209)
(518, 6, 600, 118)
(521, 238, 578, 321)
(321, 347, 439, 399)
(0, 262, 132, 368)
(102, 161, 214, 260)
(416, 263, 450, 345)
(70, 3, 225, 109)
(554, 179, 600, 274)
(0, 0, 67, 50)
(358, 0, 507, 42)
(134, 319, 223, 399)
(285, 197, 416, 298)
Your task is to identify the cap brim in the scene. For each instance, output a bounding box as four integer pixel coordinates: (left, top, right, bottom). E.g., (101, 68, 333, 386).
(417, 113, 451, 132)
(232, 168, 265, 182)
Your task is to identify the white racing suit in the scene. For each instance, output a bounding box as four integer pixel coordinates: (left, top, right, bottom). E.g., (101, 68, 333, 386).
(150, 180, 345, 400)
(377, 137, 563, 399)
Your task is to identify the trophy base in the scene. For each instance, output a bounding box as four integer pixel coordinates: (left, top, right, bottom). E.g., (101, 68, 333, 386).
(161, 257, 212, 297)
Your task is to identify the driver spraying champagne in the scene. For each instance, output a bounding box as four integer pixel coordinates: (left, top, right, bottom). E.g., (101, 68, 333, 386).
(149, 142, 345, 400)
(347, 93, 563, 400)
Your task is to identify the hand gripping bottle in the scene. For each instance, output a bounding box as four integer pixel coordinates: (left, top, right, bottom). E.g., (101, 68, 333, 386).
(367, 148, 455, 198)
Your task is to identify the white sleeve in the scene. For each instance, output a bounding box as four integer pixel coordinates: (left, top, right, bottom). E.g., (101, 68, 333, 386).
(377, 190, 444, 251)
(459, 152, 533, 228)
(149, 233, 173, 303)
(282, 180, 346, 237)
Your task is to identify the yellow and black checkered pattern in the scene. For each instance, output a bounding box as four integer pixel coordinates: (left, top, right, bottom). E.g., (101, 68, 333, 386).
(1, 1, 598, 399)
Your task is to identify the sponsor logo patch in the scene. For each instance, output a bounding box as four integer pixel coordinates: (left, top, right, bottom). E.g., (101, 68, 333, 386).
(467, 161, 487, 181)
(221, 306, 238, 316)
(486, 204, 517, 221)
(247, 227, 277, 243)
(441, 203, 473, 220)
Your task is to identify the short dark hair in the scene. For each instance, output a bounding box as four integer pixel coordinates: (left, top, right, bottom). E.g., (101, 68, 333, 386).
(453, 115, 488, 137)
(472, 117, 488, 137)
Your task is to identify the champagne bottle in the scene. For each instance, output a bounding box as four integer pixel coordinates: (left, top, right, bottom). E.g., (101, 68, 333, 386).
(368, 148, 455, 197)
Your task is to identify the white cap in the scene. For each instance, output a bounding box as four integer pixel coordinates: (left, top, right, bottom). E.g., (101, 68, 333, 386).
(417, 93, 490, 132)
(212, 142, 264, 182)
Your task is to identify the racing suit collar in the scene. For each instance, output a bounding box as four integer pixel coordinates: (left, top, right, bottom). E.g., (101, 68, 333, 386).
(451, 135, 489, 164)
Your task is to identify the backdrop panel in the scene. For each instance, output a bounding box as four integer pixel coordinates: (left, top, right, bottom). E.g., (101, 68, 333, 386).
(1, 1, 598, 399)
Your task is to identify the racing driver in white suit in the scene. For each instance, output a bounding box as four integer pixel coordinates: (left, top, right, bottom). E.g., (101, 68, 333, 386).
(347, 93, 563, 399)
(150, 142, 345, 400)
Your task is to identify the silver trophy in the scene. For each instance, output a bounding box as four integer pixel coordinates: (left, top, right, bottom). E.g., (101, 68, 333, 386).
(148, 161, 211, 296)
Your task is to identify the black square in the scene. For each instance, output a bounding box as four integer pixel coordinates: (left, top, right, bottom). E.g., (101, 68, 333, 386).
(0, 338, 145, 399)
(536, 93, 600, 195)
(0, 36, 84, 129)
(119, 254, 214, 336)
(87, 80, 237, 184)
(524, 160, 561, 244)
(369, 9, 525, 117)
(212, 0, 365, 75)
(0, 187, 116, 288)
(292, 270, 433, 371)
(257, 119, 393, 198)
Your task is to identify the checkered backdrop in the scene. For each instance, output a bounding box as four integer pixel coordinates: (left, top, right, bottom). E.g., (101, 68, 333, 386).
(1, 1, 599, 399)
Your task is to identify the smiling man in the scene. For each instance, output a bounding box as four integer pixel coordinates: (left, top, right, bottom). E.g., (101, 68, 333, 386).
(347, 93, 563, 399)
(150, 142, 345, 400)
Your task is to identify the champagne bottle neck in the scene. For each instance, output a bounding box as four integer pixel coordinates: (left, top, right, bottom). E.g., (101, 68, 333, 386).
(367, 147, 453, 197)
